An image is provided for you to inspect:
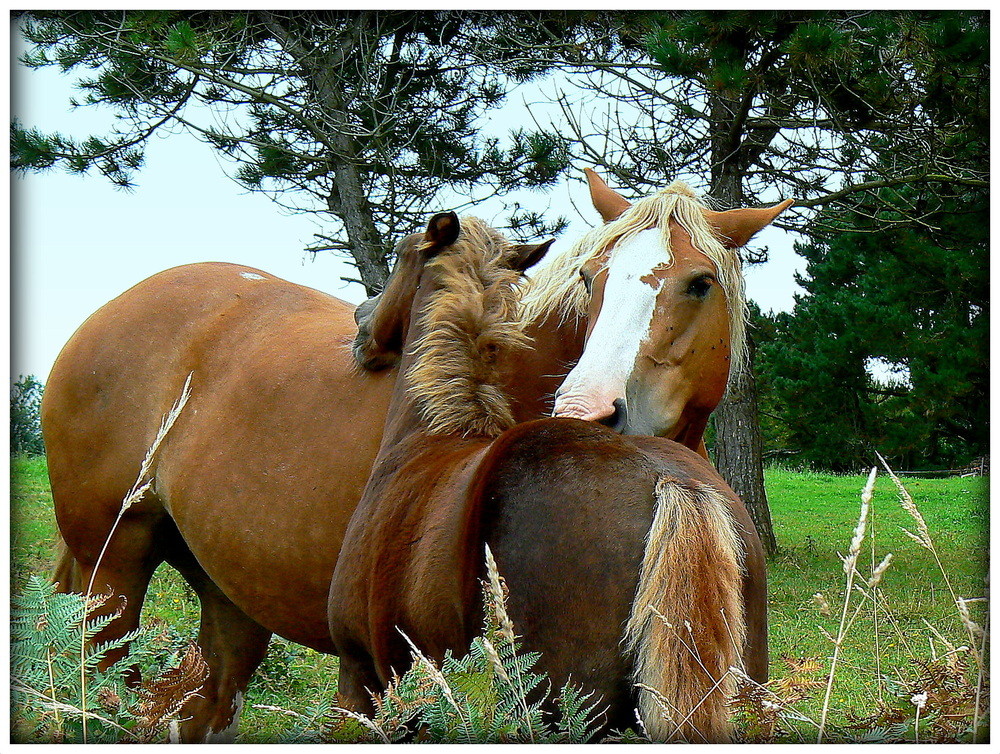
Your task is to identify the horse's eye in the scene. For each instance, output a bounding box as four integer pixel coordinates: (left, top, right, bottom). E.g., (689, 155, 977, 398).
(686, 276, 712, 299)
(579, 267, 593, 293)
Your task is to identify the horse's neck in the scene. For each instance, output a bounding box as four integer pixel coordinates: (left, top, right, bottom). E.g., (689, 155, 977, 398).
(507, 311, 587, 421)
(377, 349, 430, 453)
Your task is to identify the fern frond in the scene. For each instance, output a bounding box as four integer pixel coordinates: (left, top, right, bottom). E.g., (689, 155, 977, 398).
(11, 576, 207, 743)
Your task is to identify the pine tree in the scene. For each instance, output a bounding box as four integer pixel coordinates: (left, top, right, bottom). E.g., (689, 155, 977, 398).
(12, 10, 572, 294)
(758, 184, 987, 471)
(487, 10, 987, 551)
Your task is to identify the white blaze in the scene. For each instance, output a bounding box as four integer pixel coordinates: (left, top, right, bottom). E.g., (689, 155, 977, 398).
(554, 228, 668, 421)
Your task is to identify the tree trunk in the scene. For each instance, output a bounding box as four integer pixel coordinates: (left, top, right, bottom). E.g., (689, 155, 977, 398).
(707, 92, 778, 555)
(713, 342, 778, 555)
(325, 162, 390, 295)
(263, 11, 391, 295)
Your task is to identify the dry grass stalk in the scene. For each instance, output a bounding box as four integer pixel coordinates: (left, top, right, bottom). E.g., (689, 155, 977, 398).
(480, 637, 510, 682)
(484, 544, 515, 645)
(398, 629, 463, 720)
(329, 705, 391, 743)
(869, 476, 882, 703)
(877, 452, 984, 666)
(817, 466, 876, 743)
(867, 553, 893, 589)
(972, 600, 989, 742)
(80, 373, 194, 743)
(812, 592, 832, 617)
(803, 458, 988, 743)
(483, 543, 534, 741)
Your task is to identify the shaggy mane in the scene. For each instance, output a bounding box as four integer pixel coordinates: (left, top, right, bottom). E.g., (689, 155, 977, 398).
(405, 217, 530, 439)
(517, 182, 749, 375)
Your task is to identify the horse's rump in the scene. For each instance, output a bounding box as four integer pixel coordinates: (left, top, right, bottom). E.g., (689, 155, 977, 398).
(475, 418, 755, 739)
(471, 418, 661, 730)
(42, 262, 392, 650)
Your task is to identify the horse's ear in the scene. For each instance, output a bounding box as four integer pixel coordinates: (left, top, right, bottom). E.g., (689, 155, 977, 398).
(510, 238, 555, 273)
(585, 168, 631, 223)
(703, 199, 795, 249)
(423, 211, 461, 255)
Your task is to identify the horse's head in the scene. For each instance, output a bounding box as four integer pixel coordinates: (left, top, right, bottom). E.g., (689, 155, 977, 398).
(361, 212, 551, 439)
(353, 216, 552, 372)
(552, 169, 793, 445)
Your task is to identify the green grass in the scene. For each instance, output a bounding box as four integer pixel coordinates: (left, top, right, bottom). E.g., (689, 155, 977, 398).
(10, 456, 989, 741)
(764, 467, 988, 737)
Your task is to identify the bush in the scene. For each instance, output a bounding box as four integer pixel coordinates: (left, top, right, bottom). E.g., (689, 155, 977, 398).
(11, 374, 45, 456)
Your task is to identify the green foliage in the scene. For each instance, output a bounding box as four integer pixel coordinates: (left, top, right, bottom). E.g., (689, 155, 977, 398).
(11, 576, 208, 743)
(11, 374, 45, 456)
(757, 185, 987, 472)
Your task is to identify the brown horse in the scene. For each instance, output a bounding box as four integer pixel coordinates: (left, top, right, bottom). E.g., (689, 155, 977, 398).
(328, 212, 766, 741)
(41, 170, 788, 740)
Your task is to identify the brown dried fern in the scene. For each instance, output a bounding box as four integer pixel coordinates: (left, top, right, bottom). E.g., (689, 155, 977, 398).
(130, 640, 208, 739)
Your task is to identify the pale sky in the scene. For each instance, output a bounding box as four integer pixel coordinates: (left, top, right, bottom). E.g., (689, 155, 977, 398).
(10, 28, 806, 383)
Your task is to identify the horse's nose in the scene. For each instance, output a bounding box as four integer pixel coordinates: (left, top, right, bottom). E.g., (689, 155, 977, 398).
(597, 398, 628, 432)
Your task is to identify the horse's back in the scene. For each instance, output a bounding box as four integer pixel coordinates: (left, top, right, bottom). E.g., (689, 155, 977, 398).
(43, 262, 351, 504)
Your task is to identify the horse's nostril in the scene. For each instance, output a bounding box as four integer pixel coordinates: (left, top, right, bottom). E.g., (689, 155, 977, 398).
(598, 398, 627, 429)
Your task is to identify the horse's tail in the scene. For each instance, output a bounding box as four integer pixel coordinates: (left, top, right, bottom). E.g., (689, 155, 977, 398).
(52, 535, 82, 593)
(624, 475, 746, 743)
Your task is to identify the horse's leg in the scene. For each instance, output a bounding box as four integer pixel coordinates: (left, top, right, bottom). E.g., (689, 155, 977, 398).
(63, 514, 166, 683)
(52, 538, 82, 592)
(334, 648, 380, 717)
(166, 547, 272, 743)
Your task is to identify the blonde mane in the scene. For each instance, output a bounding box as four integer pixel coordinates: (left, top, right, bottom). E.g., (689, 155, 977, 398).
(405, 217, 530, 438)
(518, 182, 748, 375)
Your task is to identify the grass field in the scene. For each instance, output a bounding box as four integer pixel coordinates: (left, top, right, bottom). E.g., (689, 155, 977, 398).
(11, 455, 989, 742)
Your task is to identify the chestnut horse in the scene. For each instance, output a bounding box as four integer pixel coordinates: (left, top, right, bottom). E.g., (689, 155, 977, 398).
(328, 212, 766, 741)
(41, 170, 788, 740)
(538, 170, 793, 439)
